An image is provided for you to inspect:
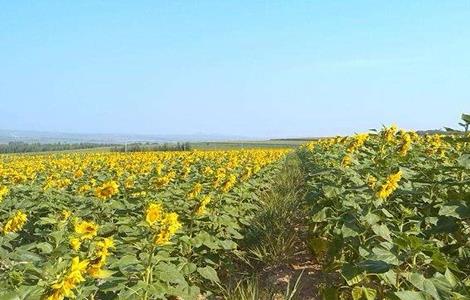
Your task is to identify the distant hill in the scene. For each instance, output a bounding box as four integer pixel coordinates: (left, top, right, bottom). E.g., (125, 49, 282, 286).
(416, 129, 466, 135)
(0, 129, 249, 144)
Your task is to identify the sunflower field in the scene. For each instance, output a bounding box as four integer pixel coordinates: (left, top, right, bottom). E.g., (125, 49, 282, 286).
(298, 126, 470, 299)
(2, 126, 469, 300)
(0, 149, 289, 299)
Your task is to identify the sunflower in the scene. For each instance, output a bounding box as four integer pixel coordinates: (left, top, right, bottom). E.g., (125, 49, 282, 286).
(74, 220, 98, 240)
(145, 203, 164, 226)
(2, 211, 27, 234)
(94, 180, 119, 200)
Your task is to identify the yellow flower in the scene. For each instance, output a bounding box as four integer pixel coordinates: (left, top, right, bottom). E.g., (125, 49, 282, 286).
(347, 133, 369, 153)
(87, 267, 112, 279)
(154, 212, 182, 245)
(182, 165, 191, 178)
(213, 168, 226, 188)
(376, 171, 403, 199)
(43, 177, 71, 191)
(366, 175, 377, 188)
(240, 167, 252, 181)
(154, 175, 171, 189)
(145, 203, 164, 226)
(0, 186, 9, 201)
(163, 212, 182, 232)
(88, 237, 114, 278)
(124, 176, 135, 189)
(202, 166, 213, 176)
(187, 183, 203, 199)
(130, 191, 147, 198)
(382, 124, 398, 143)
(70, 238, 81, 251)
(221, 174, 237, 193)
(69, 256, 89, 281)
(74, 220, 98, 240)
(77, 184, 91, 195)
(398, 132, 412, 156)
(99, 237, 114, 250)
(46, 257, 89, 300)
(196, 195, 211, 216)
(341, 154, 352, 167)
(94, 180, 119, 200)
(426, 134, 446, 156)
(60, 210, 72, 221)
(74, 169, 84, 179)
(2, 211, 27, 234)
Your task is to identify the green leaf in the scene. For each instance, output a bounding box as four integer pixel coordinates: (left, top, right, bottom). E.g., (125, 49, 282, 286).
(323, 186, 341, 198)
(37, 217, 59, 225)
(362, 288, 377, 300)
(352, 286, 377, 300)
(12, 250, 43, 263)
(422, 279, 440, 300)
(439, 202, 470, 220)
(341, 264, 365, 286)
(167, 284, 201, 300)
(394, 291, 429, 300)
(49, 231, 64, 247)
(197, 266, 220, 283)
(372, 224, 392, 241)
(321, 287, 339, 300)
(35, 242, 53, 254)
(219, 239, 237, 250)
(341, 222, 360, 238)
(461, 113, 470, 124)
(98, 278, 128, 293)
(405, 272, 426, 290)
(154, 262, 186, 284)
(108, 199, 126, 210)
(380, 270, 398, 287)
(369, 246, 400, 265)
(444, 127, 458, 132)
(457, 154, 470, 169)
(444, 269, 458, 288)
(431, 251, 459, 273)
(381, 208, 393, 218)
(181, 262, 197, 275)
(109, 254, 140, 268)
(312, 207, 329, 222)
(118, 281, 147, 299)
(358, 260, 390, 274)
(352, 287, 363, 300)
(0, 285, 42, 300)
(430, 273, 454, 299)
(192, 231, 220, 249)
(307, 237, 330, 257)
(362, 212, 381, 226)
(227, 227, 244, 239)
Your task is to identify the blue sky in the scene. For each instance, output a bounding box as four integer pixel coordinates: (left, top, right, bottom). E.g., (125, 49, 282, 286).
(1, 1, 469, 138)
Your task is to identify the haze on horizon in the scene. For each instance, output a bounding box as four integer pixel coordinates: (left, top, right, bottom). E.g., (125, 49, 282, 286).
(1, 1, 469, 139)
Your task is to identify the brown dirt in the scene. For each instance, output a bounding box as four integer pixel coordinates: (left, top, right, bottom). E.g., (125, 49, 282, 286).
(258, 248, 341, 300)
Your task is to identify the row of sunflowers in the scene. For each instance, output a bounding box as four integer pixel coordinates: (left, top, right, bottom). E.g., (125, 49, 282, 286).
(0, 149, 289, 299)
(298, 126, 470, 299)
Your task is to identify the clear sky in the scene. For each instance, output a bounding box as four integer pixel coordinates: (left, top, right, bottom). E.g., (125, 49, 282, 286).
(1, 1, 469, 138)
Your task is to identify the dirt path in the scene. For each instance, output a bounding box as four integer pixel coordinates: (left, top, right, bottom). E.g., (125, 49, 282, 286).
(219, 154, 340, 300)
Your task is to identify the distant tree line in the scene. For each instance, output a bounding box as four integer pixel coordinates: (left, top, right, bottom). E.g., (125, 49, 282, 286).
(0, 142, 115, 154)
(111, 142, 191, 152)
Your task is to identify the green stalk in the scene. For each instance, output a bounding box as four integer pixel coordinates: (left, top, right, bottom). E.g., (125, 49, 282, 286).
(143, 244, 156, 300)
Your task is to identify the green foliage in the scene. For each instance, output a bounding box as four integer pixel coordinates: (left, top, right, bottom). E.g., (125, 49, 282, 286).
(111, 142, 191, 152)
(298, 128, 470, 299)
(0, 142, 114, 154)
(460, 113, 470, 132)
(0, 150, 287, 299)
